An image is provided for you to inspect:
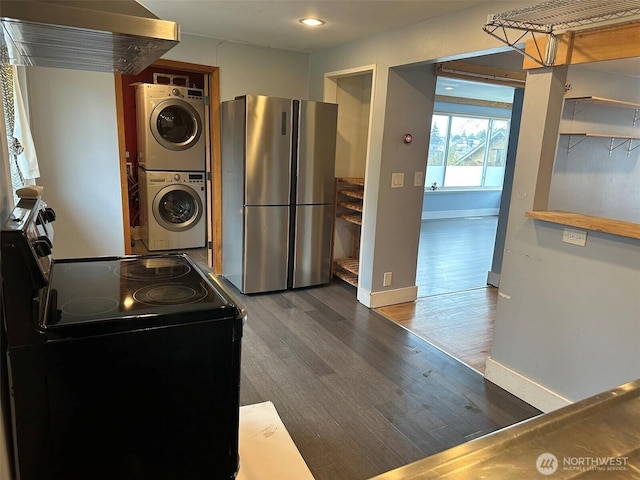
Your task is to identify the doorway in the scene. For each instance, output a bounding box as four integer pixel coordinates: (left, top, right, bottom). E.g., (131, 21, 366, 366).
(115, 60, 222, 273)
(419, 74, 517, 297)
(377, 53, 526, 373)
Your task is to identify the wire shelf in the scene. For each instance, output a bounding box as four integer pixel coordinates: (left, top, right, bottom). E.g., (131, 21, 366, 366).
(488, 0, 640, 30)
(483, 0, 640, 66)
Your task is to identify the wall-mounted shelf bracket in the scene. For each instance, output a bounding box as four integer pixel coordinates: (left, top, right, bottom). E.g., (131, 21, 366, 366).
(608, 137, 640, 157)
(482, 21, 554, 67)
(567, 134, 588, 152)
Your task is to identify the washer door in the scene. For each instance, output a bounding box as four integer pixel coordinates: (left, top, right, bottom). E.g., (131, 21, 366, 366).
(150, 99, 202, 151)
(152, 185, 203, 232)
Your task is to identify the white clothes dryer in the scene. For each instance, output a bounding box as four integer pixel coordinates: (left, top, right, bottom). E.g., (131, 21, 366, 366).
(139, 169, 207, 251)
(136, 84, 206, 171)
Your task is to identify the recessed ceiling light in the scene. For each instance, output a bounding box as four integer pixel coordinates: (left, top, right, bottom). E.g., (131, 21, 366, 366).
(444, 86, 454, 91)
(300, 18, 325, 27)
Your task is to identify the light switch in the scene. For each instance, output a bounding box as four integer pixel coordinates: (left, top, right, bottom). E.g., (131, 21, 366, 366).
(414, 171, 423, 187)
(391, 173, 404, 188)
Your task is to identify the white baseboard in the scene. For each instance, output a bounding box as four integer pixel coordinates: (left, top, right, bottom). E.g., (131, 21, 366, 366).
(358, 285, 417, 308)
(421, 208, 499, 220)
(484, 357, 571, 413)
(487, 271, 500, 287)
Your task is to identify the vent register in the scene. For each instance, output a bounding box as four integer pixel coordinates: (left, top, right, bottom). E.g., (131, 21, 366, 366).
(484, 0, 640, 67)
(0, 1, 179, 75)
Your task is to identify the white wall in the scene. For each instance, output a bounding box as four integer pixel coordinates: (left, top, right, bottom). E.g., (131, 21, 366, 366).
(334, 73, 371, 178)
(27, 67, 125, 259)
(162, 34, 310, 101)
(23, 34, 310, 259)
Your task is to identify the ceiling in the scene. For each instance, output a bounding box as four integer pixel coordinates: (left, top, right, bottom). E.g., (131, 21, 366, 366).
(138, 0, 638, 101)
(138, 0, 488, 53)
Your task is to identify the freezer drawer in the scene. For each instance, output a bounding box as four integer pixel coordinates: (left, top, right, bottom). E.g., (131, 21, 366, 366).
(243, 206, 290, 294)
(291, 204, 334, 289)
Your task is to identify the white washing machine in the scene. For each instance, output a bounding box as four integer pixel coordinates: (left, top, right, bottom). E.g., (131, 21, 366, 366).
(136, 83, 206, 171)
(139, 169, 207, 251)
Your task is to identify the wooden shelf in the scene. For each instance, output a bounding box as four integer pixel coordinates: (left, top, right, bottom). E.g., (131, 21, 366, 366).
(338, 189, 364, 200)
(339, 201, 363, 213)
(564, 96, 640, 110)
(337, 177, 365, 187)
(334, 177, 365, 288)
(559, 132, 640, 140)
(333, 269, 358, 287)
(333, 257, 360, 287)
(525, 210, 640, 240)
(335, 257, 359, 275)
(337, 212, 362, 226)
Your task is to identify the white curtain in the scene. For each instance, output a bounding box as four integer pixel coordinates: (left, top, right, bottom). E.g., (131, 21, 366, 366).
(1, 40, 40, 205)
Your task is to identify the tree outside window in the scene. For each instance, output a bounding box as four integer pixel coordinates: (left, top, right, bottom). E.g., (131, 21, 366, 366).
(426, 114, 510, 190)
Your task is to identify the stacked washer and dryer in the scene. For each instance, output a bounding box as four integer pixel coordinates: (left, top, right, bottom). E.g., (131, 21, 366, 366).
(136, 83, 207, 251)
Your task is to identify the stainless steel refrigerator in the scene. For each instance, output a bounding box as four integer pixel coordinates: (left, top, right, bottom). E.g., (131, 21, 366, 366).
(221, 95, 337, 294)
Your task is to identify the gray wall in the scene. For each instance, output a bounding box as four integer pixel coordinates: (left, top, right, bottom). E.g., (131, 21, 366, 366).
(308, 1, 639, 406)
(309, 1, 533, 307)
(358, 64, 436, 307)
(486, 66, 640, 410)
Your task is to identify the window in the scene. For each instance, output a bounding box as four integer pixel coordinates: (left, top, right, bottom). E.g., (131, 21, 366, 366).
(426, 114, 510, 189)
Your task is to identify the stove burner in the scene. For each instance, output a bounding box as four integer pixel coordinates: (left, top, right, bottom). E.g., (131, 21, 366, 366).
(133, 283, 207, 306)
(63, 263, 111, 276)
(61, 297, 119, 316)
(115, 258, 191, 281)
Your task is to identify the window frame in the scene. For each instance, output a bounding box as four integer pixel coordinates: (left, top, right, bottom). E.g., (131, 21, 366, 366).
(426, 112, 511, 192)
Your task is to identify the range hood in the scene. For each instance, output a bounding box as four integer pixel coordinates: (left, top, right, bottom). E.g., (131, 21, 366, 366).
(1, 0, 180, 75)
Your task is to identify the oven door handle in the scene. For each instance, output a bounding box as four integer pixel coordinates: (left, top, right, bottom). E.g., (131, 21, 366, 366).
(45, 288, 61, 326)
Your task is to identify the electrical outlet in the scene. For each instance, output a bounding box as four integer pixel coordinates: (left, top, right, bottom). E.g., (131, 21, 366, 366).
(563, 228, 587, 246)
(126, 163, 133, 176)
(383, 272, 392, 287)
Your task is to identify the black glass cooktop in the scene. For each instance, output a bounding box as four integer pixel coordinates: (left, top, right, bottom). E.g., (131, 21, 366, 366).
(44, 254, 237, 331)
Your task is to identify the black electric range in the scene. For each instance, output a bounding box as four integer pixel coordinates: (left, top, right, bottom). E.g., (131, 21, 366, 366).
(44, 255, 239, 335)
(0, 195, 245, 480)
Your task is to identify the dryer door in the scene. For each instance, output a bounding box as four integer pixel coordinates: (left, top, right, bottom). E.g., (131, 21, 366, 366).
(152, 185, 203, 232)
(150, 99, 203, 151)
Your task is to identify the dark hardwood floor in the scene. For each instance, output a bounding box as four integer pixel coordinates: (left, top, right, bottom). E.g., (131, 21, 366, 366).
(132, 225, 538, 479)
(378, 216, 499, 374)
(377, 287, 496, 373)
(231, 280, 539, 479)
(416, 216, 498, 297)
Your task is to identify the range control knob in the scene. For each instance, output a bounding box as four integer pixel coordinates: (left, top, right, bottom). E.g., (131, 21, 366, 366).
(36, 207, 56, 225)
(33, 236, 53, 257)
(43, 207, 56, 223)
